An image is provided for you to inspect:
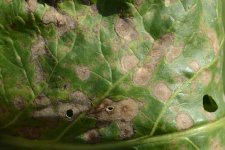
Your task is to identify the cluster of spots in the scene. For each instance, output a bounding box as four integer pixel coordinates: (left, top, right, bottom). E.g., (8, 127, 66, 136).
(151, 33, 183, 63)
(176, 112, 194, 130)
(115, 18, 138, 42)
(33, 91, 91, 120)
(75, 65, 91, 81)
(133, 33, 183, 86)
(88, 98, 143, 141)
(42, 6, 76, 36)
(13, 97, 27, 110)
(121, 55, 139, 72)
(153, 82, 172, 102)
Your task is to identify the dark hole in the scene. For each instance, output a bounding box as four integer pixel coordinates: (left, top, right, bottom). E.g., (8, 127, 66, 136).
(66, 109, 73, 118)
(106, 106, 114, 112)
(203, 95, 218, 112)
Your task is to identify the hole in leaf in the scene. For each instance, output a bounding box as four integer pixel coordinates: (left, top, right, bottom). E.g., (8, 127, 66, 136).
(106, 106, 114, 112)
(203, 95, 218, 112)
(66, 109, 73, 118)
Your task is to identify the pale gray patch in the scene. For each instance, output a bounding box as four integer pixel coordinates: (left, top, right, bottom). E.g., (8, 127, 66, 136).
(34, 60, 44, 83)
(42, 7, 76, 35)
(176, 112, 194, 130)
(115, 18, 138, 41)
(121, 55, 139, 72)
(133, 67, 151, 85)
(153, 83, 172, 101)
(31, 36, 46, 59)
(70, 91, 91, 106)
(34, 94, 51, 107)
(26, 0, 37, 12)
(151, 33, 174, 60)
(33, 107, 56, 118)
(75, 66, 91, 81)
(144, 33, 175, 79)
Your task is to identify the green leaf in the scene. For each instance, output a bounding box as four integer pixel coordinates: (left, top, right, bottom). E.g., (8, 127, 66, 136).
(0, 0, 224, 149)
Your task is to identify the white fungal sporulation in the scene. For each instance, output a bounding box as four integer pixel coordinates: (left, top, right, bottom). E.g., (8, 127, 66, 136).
(75, 66, 91, 81)
(176, 112, 193, 130)
(133, 67, 151, 85)
(121, 55, 139, 72)
(153, 83, 172, 101)
(115, 18, 138, 41)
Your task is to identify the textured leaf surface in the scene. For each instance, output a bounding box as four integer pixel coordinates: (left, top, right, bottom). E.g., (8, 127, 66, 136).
(0, 0, 224, 149)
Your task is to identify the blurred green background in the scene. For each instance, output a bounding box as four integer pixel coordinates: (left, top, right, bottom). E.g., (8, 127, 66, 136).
(223, 0, 225, 93)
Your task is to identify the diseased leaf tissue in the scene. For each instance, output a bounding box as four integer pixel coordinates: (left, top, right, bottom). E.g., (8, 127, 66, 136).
(0, 0, 224, 149)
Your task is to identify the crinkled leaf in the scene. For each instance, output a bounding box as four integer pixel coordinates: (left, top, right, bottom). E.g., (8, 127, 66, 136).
(0, 0, 224, 149)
